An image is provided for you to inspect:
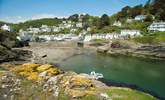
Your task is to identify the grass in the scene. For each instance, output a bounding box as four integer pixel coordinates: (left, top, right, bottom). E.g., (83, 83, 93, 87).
(15, 80, 56, 100)
(133, 32, 165, 44)
(91, 39, 109, 43)
(81, 95, 99, 100)
(106, 87, 156, 100)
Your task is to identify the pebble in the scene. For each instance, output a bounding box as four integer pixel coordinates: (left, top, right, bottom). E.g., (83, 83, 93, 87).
(3, 94, 7, 98)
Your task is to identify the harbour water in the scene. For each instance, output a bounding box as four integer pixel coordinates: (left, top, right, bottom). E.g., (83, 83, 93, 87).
(60, 49, 165, 98)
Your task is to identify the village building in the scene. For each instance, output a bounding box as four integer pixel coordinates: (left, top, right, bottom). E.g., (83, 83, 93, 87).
(52, 26, 60, 32)
(1, 24, 11, 31)
(148, 22, 165, 32)
(18, 30, 33, 41)
(28, 27, 40, 33)
(126, 18, 133, 23)
(134, 15, 146, 21)
(113, 21, 122, 27)
(120, 30, 141, 37)
(40, 25, 51, 32)
(83, 33, 120, 42)
(76, 22, 83, 28)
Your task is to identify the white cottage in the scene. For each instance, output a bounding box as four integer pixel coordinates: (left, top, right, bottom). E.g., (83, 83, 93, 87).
(134, 15, 146, 21)
(148, 22, 165, 32)
(19, 31, 33, 41)
(40, 25, 51, 32)
(120, 30, 141, 37)
(83, 33, 120, 42)
(113, 21, 122, 27)
(76, 22, 83, 28)
(1, 24, 11, 31)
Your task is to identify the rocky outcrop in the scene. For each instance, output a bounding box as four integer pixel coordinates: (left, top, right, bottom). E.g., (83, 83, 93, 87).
(97, 43, 165, 60)
(0, 45, 32, 64)
(0, 63, 156, 100)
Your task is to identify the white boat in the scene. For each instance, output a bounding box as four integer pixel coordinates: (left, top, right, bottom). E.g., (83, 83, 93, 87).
(90, 71, 104, 79)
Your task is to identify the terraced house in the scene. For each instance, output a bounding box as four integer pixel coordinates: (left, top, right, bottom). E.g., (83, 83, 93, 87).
(148, 22, 165, 32)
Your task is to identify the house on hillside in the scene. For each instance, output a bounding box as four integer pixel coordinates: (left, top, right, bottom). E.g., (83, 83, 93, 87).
(76, 22, 83, 28)
(28, 27, 40, 33)
(40, 25, 51, 32)
(148, 22, 165, 32)
(83, 33, 120, 42)
(18, 30, 33, 41)
(113, 21, 122, 27)
(126, 18, 133, 23)
(52, 26, 60, 32)
(1, 24, 11, 31)
(134, 15, 146, 21)
(120, 30, 141, 38)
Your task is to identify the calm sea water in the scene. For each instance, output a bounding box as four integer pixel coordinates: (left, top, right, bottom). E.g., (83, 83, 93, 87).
(59, 49, 165, 98)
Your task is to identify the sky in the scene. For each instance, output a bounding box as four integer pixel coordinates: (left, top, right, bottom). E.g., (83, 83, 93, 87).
(0, 0, 148, 23)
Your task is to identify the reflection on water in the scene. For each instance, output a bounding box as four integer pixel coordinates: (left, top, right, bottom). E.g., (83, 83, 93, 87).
(60, 49, 165, 98)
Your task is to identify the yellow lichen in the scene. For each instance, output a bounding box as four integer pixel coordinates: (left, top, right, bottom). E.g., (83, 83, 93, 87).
(0, 71, 5, 77)
(70, 75, 92, 88)
(46, 68, 60, 76)
(36, 64, 52, 72)
(22, 63, 40, 69)
(9, 63, 60, 81)
(27, 72, 41, 81)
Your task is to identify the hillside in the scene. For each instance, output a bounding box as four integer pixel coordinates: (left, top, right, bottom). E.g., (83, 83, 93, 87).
(115, 0, 165, 21)
(12, 18, 63, 32)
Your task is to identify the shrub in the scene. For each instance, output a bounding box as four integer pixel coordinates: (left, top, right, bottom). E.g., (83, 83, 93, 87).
(133, 36, 158, 44)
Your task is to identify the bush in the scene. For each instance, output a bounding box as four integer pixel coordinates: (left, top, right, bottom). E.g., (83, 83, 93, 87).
(133, 36, 158, 44)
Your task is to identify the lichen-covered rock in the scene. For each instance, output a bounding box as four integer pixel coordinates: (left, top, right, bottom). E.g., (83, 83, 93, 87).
(69, 75, 93, 89)
(9, 63, 61, 81)
(37, 64, 52, 72)
(46, 68, 60, 76)
(0, 71, 5, 77)
(27, 72, 41, 81)
(60, 73, 96, 99)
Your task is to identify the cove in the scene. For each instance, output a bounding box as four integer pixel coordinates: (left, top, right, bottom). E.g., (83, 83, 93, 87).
(59, 49, 165, 99)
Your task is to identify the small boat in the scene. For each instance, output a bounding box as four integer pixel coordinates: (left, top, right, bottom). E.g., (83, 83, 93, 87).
(90, 71, 104, 79)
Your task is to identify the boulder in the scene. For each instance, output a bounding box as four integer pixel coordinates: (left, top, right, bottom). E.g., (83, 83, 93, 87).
(97, 46, 109, 53)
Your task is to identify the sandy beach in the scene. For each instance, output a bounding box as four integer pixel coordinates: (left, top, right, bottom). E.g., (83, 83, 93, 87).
(18, 41, 87, 65)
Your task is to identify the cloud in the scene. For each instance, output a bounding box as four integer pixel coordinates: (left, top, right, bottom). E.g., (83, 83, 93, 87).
(0, 14, 69, 24)
(31, 14, 69, 20)
(31, 14, 56, 20)
(0, 16, 30, 23)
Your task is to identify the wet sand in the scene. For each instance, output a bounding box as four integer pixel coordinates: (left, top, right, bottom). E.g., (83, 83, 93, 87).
(19, 41, 85, 64)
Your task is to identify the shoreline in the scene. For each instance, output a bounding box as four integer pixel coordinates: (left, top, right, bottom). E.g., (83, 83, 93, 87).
(96, 41, 165, 61)
(99, 78, 164, 100)
(0, 41, 163, 99)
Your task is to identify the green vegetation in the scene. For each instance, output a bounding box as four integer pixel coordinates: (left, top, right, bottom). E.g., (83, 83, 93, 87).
(91, 39, 109, 43)
(82, 95, 99, 100)
(15, 80, 56, 100)
(12, 18, 62, 32)
(115, 0, 165, 21)
(133, 32, 165, 44)
(106, 87, 156, 100)
(133, 36, 158, 44)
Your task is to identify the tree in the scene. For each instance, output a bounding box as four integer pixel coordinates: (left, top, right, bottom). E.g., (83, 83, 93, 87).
(148, 0, 165, 20)
(144, 14, 153, 22)
(68, 14, 79, 22)
(99, 14, 110, 28)
(130, 4, 143, 18)
(118, 6, 131, 19)
(144, 0, 152, 14)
